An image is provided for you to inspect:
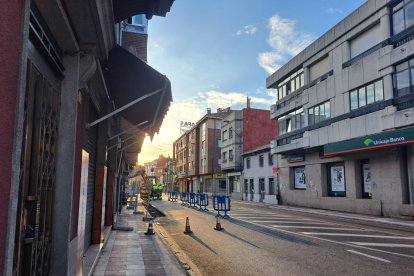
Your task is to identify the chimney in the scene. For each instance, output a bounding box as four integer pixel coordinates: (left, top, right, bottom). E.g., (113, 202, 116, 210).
(247, 96, 251, 109)
(217, 108, 222, 113)
(207, 108, 211, 114)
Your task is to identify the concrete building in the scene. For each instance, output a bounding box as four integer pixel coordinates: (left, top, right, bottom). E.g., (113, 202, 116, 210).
(0, 0, 174, 274)
(243, 144, 278, 204)
(267, 0, 414, 218)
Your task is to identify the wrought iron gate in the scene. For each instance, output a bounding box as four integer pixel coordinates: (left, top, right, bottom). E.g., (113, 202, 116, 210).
(13, 60, 60, 275)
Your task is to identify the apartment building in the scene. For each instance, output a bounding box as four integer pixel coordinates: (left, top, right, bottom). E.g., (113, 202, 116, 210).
(221, 110, 243, 196)
(173, 133, 189, 192)
(268, 0, 414, 218)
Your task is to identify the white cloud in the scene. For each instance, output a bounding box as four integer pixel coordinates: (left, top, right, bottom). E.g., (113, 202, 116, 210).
(233, 24, 257, 36)
(258, 14, 315, 74)
(327, 7, 343, 14)
(138, 89, 271, 164)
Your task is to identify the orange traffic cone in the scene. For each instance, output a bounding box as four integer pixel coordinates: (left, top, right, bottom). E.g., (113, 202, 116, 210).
(184, 217, 192, 234)
(214, 215, 223, 231)
(145, 219, 155, 235)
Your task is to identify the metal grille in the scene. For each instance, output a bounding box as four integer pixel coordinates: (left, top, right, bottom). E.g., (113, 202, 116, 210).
(13, 61, 60, 276)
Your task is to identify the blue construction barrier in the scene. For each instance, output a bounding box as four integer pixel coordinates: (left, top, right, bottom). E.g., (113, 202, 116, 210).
(187, 193, 197, 208)
(168, 191, 178, 202)
(179, 192, 188, 205)
(212, 195, 231, 218)
(196, 193, 209, 211)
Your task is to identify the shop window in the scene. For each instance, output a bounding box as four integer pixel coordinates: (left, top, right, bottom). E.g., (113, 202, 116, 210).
(361, 160, 372, 199)
(350, 79, 384, 110)
(294, 167, 306, 189)
(250, 179, 254, 193)
(327, 163, 346, 197)
(244, 179, 248, 192)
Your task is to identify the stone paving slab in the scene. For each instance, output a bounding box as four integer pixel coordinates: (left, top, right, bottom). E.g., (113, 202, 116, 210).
(92, 207, 186, 276)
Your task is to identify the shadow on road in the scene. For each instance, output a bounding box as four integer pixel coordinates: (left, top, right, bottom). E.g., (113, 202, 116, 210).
(221, 229, 260, 248)
(188, 234, 218, 254)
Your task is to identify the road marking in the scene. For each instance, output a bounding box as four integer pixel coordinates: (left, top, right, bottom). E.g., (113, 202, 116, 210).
(301, 233, 414, 239)
(347, 250, 391, 263)
(270, 226, 365, 230)
(349, 242, 414, 248)
(252, 221, 329, 224)
(234, 216, 309, 220)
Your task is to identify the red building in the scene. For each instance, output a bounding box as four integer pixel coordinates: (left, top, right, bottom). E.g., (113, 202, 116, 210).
(243, 108, 278, 153)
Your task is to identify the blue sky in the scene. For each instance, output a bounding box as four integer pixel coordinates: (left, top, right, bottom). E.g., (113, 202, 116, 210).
(138, 0, 366, 164)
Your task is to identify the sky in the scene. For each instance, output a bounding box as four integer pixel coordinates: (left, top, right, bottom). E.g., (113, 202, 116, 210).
(137, 0, 367, 165)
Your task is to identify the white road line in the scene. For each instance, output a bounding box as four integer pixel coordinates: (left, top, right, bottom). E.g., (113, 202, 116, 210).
(349, 242, 414, 248)
(252, 221, 329, 224)
(271, 226, 365, 230)
(347, 250, 391, 263)
(234, 216, 309, 220)
(301, 233, 414, 239)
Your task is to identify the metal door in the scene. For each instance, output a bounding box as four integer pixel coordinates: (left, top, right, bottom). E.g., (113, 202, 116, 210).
(13, 60, 60, 275)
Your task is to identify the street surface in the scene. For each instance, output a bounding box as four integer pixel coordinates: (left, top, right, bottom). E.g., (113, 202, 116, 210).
(150, 199, 414, 276)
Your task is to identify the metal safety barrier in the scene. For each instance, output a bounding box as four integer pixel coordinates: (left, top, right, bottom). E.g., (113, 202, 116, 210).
(187, 193, 197, 208)
(168, 191, 178, 202)
(212, 195, 231, 218)
(196, 193, 209, 211)
(179, 192, 188, 205)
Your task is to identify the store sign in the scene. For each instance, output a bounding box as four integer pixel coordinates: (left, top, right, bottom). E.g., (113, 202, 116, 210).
(180, 121, 195, 134)
(287, 155, 305, 163)
(324, 127, 414, 156)
(330, 165, 345, 192)
(294, 167, 306, 189)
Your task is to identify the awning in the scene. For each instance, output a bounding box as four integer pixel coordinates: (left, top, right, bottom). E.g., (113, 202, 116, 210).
(113, 0, 175, 23)
(105, 45, 172, 139)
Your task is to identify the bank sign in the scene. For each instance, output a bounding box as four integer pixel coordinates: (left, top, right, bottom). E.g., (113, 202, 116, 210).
(324, 127, 414, 156)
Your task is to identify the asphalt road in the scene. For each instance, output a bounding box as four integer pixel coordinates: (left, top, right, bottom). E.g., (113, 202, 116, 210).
(150, 199, 414, 276)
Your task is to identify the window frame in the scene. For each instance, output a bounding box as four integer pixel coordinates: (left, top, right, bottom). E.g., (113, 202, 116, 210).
(349, 79, 384, 110)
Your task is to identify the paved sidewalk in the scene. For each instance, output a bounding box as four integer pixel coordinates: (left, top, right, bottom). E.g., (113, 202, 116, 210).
(92, 208, 186, 276)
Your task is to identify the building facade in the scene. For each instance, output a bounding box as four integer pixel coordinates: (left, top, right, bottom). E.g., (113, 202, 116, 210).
(243, 145, 278, 204)
(0, 0, 174, 274)
(268, 0, 414, 218)
(221, 110, 243, 197)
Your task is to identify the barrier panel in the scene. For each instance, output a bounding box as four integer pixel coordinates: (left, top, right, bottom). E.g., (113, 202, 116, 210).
(179, 192, 188, 205)
(212, 195, 231, 218)
(187, 193, 197, 208)
(168, 191, 178, 202)
(196, 194, 209, 211)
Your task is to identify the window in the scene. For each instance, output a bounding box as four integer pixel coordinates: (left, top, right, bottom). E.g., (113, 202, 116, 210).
(259, 155, 264, 167)
(201, 123, 206, 140)
(246, 157, 250, 169)
(328, 163, 346, 197)
(309, 56, 330, 82)
(279, 108, 305, 134)
(268, 153, 274, 166)
(277, 69, 305, 101)
(308, 101, 330, 125)
(350, 24, 381, 58)
(222, 152, 227, 162)
(244, 179, 248, 193)
(392, 0, 414, 36)
(269, 178, 275, 195)
(394, 58, 414, 97)
(222, 130, 228, 140)
(229, 128, 233, 139)
(350, 79, 384, 110)
(250, 179, 254, 193)
(259, 178, 265, 192)
(229, 150, 233, 161)
(294, 167, 306, 189)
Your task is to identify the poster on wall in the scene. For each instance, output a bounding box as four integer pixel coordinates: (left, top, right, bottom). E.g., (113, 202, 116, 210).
(294, 167, 306, 189)
(330, 165, 345, 192)
(362, 163, 372, 193)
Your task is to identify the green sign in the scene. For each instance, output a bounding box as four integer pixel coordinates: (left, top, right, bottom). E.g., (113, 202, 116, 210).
(324, 127, 414, 156)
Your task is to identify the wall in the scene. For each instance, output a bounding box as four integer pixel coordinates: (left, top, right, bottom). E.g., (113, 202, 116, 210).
(0, 0, 25, 273)
(243, 108, 278, 153)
